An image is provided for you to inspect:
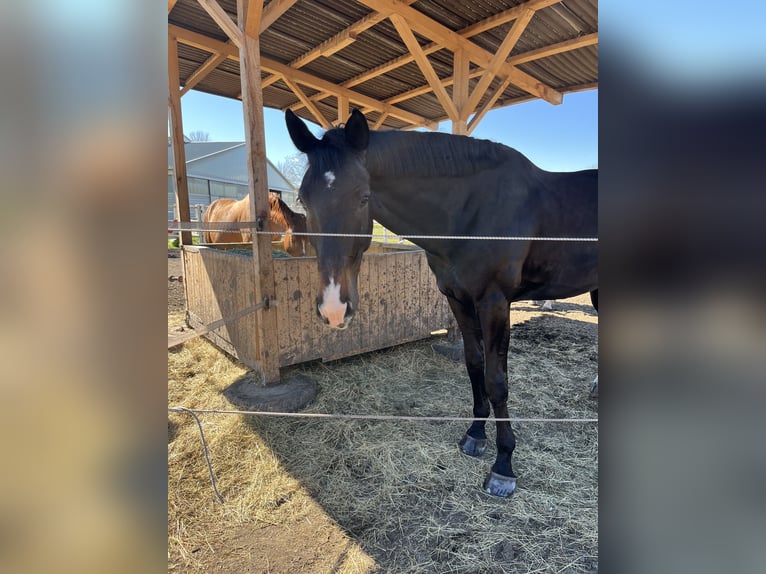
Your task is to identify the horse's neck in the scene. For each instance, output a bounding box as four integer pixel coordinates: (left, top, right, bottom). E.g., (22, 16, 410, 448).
(366, 130, 516, 180)
(364, 133, 469, 239)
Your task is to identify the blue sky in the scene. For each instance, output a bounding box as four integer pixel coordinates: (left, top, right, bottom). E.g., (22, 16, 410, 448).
(179, 88, 598, 173)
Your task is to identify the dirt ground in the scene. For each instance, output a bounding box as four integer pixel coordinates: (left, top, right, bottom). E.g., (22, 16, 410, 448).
(168, 248, 598, 573)
(168, 249, 184, 313)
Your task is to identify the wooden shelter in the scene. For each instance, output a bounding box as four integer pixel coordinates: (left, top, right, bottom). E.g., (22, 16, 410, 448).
(167, 0, 598, 388)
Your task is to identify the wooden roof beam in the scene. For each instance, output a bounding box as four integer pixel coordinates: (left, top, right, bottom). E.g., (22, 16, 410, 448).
(467, 77, 512, 136)
(283, 78, 332, 129)
(197, 0, 242, 48)
(287, 1, 569, 116)
(243, 0, 263, 39)
(260, 0, 299, 32)
(385, 33, 597, 107)
(345, 0, 562, 89)
(169, 24, 435, 128)
(287, 1, 418, 71)
(264, 57, 436, 128)
(290, 30, 592, 121)
(389, 14, 458, 122)
(459, 0, 562, 37)
(180, 48, 229, 96)
(356, 0, 562, 104)
(168, 0, 178, 14)
(463, 9, 534, 120)
(509, 32, 598, 65)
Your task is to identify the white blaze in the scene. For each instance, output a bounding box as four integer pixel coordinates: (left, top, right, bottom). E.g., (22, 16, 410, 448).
(324, 171, 336, 188)
(319, 278, 347, 328)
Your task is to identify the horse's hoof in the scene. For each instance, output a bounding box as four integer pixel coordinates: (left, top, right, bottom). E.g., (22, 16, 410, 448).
(458, 434, 487, 458)
(483, 471, 517, 498)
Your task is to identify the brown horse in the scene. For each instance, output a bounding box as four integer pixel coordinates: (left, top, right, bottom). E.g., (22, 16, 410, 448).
(202, 192, 310, 256)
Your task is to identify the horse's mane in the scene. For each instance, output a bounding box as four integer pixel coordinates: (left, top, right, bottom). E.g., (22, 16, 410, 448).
(268, 192, 303, 229)
(320, 128, 529, 179)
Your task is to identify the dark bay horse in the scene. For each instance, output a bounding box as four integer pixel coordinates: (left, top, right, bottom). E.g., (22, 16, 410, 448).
(286, 109, 597, 497)
(202, 192, 310, 256)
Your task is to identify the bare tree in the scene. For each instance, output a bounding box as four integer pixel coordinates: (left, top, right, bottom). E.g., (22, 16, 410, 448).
(188, 130, 210, 142)
(277, 153, 307, 188)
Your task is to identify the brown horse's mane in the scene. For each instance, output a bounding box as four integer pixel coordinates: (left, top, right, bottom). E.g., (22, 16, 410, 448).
(268, 192, 301, 231)
(269, 193, 308, 255)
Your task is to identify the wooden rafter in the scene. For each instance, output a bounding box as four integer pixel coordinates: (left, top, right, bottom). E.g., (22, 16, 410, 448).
(389, 14, 458, 122)
(287, 1, 418, 71)
(459, 0, 562, 37)
(281, 29, 596, 121)
(180, 48, 229, 96)
(356, 0, 562, 105)
(386, 33, 597, 107)
(243, 0, 263, 39)
(372, 113, 388, 130)
(509, 32, 598, 65)
(467, 77, 512, 135)
(169, 23, 435, 128)
(261, 0, 299, 31)
(463, 9, 534, 120)
(197, 0, 242, 48)
(293, 0, 569, 117)
(283, 78, 331, 128)
(264, 57, 435, 127)
(168, 0, 178, 14)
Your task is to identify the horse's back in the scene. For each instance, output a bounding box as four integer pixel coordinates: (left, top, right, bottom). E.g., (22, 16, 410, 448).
(203, 198, 246, 243)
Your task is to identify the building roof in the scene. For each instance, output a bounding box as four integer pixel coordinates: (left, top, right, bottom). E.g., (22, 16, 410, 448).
(167, 141, 297, 193)
(168, 0, 597, 132)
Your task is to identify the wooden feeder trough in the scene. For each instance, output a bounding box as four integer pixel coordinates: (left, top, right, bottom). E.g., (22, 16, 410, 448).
(182, 242, 456, 372)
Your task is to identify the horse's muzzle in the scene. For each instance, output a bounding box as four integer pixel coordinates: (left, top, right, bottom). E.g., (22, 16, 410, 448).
(317, 300, 354, 330)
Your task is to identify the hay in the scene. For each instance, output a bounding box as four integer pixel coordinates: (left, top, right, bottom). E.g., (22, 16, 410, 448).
(168, 296, 598, 573)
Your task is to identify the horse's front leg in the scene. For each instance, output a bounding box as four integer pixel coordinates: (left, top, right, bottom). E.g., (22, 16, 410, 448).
(477, 293, 517, 497)
(446, 296, 490, 457)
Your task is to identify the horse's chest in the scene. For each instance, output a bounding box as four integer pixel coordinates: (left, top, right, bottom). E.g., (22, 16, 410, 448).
(428, 256, 479, 299)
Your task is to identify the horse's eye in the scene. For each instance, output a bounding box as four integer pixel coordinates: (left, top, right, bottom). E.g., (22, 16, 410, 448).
(360, 194, 370, 207)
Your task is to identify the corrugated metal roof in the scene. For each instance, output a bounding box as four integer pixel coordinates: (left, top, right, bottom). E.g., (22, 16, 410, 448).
(169, 0, 597, 131)
(168, 142, 296, 193)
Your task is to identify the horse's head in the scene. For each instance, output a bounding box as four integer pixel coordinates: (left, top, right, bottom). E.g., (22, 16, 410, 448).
(286, 109, 372, 329)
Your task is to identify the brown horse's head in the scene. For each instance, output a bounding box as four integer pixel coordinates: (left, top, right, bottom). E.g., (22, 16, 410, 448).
(286, 109, 372, 329)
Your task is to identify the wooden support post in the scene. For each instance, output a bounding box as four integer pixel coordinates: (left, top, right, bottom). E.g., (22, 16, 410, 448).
(168, 34, 192, 246)
(452, 49, 469, 135)
(337, 94, 349, 125)
(237, 0, 281, 384)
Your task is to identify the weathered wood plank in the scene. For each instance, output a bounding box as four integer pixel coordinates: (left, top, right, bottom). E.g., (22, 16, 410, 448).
(184, 246, 455, 367)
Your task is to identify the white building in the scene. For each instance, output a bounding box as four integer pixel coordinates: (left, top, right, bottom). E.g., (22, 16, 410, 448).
(168, 140, 300, 220)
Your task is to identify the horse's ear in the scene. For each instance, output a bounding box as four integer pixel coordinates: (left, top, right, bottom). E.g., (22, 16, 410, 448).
(344, 108, 369, 152)
(285, 109, 319, 153)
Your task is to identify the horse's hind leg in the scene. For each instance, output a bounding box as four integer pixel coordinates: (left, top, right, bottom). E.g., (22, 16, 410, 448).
(590, 289, 598, 312)
(446, 296, 490, 458)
